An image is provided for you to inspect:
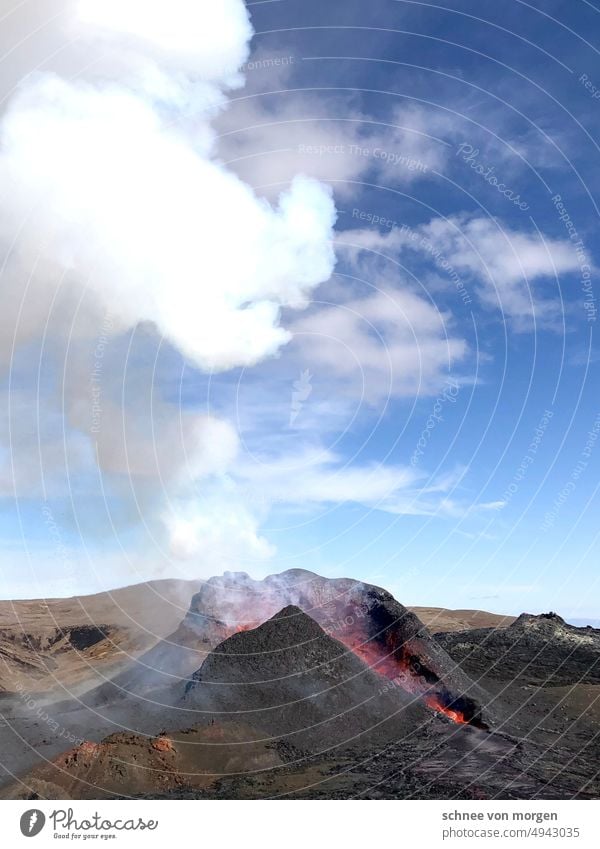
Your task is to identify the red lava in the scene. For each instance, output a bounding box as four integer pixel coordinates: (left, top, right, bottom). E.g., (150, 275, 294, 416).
(230, 613, 469, 725)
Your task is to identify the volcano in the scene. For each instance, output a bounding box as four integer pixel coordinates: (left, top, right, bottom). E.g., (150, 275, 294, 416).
(1, 603, 562, 801)
(1, 605, 502, 801)
(182, 605, 430, 754)
(1, 572, 598, 800)
(95, 569, 489, 727)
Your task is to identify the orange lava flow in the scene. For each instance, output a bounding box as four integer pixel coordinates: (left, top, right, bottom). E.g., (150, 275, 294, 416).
(335, 631, 469, 725)
(425, 695, 468, 725)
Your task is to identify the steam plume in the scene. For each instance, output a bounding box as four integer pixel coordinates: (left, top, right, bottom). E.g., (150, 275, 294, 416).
(0, 0, 337, 579)
(0, 0, 336, 371)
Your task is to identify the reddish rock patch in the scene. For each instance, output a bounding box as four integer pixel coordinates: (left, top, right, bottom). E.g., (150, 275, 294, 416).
(151, 736, 175, 753)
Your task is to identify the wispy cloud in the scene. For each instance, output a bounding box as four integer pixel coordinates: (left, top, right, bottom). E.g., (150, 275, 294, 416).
(343, 214, 582, 325)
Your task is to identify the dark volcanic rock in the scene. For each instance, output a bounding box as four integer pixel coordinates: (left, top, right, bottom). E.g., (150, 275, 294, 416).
(87, 569, 490, 727)
(183, 606, 430, 753)
(431, 613, 600, 799)
(179, 569, 491, 725)
(434, 612, 600, 685)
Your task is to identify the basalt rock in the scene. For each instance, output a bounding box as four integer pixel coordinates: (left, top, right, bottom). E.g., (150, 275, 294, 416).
(433, 612, 600, 685)
(180, 569, 491, 727)
(183, 605, 430, 753)
(88, 569, 491, 727)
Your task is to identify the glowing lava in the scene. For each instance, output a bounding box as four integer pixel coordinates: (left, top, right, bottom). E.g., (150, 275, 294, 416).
(332, 630, 470, 725)
(425, 695, 468, 725)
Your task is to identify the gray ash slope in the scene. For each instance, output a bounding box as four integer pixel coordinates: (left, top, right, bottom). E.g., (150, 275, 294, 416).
(183, 605, 430, 753)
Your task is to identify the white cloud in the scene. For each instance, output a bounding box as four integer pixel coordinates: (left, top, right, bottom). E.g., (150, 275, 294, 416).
(0, 0, 340, 582)
(237, 446, 419, 505)
(76, 0, 252, 83)
(419, 216, 580, 319)
(0, 73, 336, 371)
(345, 215, 582, 323)
(232, 448, 492, 519)
(290, 285, 468, 402)
(216, 97, 448, 198)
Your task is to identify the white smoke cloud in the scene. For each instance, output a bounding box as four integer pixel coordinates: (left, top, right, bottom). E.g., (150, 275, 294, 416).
(0, 0, 339, 584)
(0, 4, 336, 372)
(165, 494, 275, 570)
(0, 0, 337, 392)
(76, 0, 253, 82)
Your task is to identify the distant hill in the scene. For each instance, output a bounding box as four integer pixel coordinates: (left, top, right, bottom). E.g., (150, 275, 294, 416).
(409, 607, 515, 633)
(0, 579, 202, 694)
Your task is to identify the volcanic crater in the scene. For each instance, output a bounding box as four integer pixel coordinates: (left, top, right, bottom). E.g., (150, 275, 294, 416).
(1, 570, 598, 800)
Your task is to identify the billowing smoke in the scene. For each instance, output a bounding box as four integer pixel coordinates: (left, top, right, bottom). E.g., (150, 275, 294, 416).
(0, 1, 336, 371)
(0, 0, 336, 583)
(76, 0, 253, 81)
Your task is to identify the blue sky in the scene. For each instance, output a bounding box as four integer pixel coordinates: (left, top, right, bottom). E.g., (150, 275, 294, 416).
(0, 0, 598, 621)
